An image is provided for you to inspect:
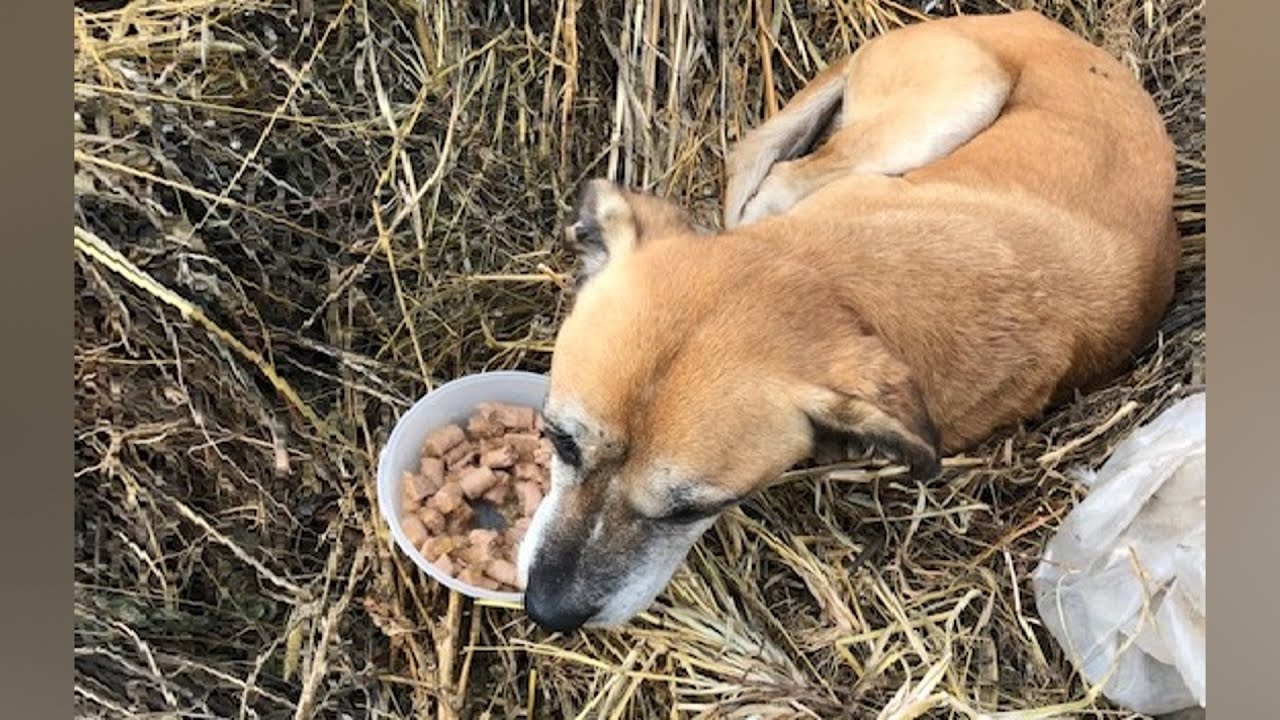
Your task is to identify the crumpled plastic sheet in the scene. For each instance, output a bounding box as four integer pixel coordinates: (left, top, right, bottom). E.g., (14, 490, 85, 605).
(1032, 393, 1205, 716)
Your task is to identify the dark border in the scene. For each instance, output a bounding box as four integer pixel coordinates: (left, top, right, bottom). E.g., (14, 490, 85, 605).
(1, 0, 72, 714)
(1209, 0, 1277, 716)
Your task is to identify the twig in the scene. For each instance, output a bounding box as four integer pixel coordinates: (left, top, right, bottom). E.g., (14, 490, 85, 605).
(1037, 401, 1140, 466)
(74, 226, 344, 445)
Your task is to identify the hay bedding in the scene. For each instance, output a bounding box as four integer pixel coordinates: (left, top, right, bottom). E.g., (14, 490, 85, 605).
(73, 0, 1203, 717)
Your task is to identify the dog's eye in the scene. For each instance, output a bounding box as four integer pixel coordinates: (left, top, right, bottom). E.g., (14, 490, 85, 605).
(659, 504, 715, 524)
(657, 495, 742, 525)
(544, 426, 581, 467)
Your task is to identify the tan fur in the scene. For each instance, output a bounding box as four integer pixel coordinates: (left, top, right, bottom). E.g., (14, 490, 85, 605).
(519, 10, 1179, 630)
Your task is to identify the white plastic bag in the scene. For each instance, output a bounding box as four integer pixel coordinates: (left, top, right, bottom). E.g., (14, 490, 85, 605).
(1032, 393, 1205, 716)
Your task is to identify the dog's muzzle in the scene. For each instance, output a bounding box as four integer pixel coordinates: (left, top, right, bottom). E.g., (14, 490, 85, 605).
(522, 571, 598, 632)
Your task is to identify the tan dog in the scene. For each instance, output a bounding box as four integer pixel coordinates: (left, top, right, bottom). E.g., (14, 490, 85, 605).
(517, 10, 1178, 631)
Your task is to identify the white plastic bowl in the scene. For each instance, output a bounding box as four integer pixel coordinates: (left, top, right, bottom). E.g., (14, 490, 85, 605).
(376, 370, 549, 602)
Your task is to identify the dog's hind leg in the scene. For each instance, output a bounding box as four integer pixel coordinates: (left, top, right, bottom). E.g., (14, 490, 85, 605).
(723, 57, 855, 229)
(736, 26, 1013, 225)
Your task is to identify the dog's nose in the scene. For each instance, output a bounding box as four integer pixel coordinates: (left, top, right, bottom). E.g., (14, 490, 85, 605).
(523, 577, 595, 632)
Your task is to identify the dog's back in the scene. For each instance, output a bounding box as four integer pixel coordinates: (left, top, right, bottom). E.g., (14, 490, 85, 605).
(908, 12, 1176, 238)
(897, 11, 1180, 393)
(727, 11, 1180, 448)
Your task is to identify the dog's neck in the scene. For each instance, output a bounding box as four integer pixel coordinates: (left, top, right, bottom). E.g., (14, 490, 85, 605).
(627, 220, 981, 452)
(624, 226, 879, 375)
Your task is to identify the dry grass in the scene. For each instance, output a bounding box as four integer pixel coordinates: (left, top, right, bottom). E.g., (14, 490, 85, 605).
(73, 0, 1204, 717)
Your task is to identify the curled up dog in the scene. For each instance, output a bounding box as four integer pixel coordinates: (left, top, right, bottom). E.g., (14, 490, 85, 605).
(516, 10, 1180, 632)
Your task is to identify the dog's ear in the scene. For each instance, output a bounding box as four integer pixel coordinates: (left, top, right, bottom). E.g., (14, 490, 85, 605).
(801, 339, 942, 481)
(565, 179, 694, 282)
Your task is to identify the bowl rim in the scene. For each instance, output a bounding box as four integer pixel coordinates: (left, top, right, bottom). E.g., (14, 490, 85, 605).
(376, 370, 549, 603)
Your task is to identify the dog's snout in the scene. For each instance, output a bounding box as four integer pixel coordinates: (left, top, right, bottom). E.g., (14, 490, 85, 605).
(523, 575, 595, 632)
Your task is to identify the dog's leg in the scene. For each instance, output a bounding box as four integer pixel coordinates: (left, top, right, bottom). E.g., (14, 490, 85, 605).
(723, 57, 855, 229)
(737, 28, 1013, 225)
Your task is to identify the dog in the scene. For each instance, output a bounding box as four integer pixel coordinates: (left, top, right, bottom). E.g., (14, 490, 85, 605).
(516, 10, 1179, 632)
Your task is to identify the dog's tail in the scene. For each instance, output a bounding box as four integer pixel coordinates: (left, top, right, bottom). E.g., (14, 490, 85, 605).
(722, 56, 853, 229)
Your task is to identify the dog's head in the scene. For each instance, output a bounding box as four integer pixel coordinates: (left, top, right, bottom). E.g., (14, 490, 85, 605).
(518, 180, 941, 631)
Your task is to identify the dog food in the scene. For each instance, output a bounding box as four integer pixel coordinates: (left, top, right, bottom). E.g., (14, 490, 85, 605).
(399, 402, 553, 592)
